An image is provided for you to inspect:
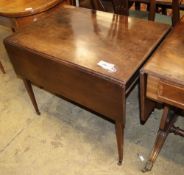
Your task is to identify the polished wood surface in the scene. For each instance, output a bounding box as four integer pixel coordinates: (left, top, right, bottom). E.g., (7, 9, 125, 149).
(10, 2, 67, 30)
(140, 17, 184, 122)
(0, 0, 62, 17)
(4, 6, 170, 164)
(5, 7, 170, 84)
(143, 17, 184, 87)
(0, 0, 65, 73)
(140, 16, 184, 171)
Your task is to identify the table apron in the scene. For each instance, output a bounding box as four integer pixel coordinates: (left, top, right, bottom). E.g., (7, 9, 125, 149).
(5, 44, 125, 122)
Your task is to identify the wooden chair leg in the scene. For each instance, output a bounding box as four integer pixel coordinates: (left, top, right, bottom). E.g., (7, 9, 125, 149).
(0, 60, 5, 74)
(148, 0, 156, 21)
(135, 2, 141, 10)
(161, 6, 167, 15)
(23, 79, 40, 115)
(172, 0, 180, 26)
(147, 3, 150, 11)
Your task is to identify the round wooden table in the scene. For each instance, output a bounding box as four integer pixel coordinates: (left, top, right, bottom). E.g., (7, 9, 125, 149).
(0, 0, 62, 17)
(0, 0, 63, 30)
(0, 0, 64, 73)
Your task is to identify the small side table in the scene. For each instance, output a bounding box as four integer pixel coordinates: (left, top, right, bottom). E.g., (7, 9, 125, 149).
(0, 0, 64, 73)
(4, 6, 170, 164)
(140, 16, 184, 172)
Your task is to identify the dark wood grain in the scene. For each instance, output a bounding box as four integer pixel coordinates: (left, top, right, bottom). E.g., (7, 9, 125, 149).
(5, 7, 170, 83)
(4, 6, 170, 164)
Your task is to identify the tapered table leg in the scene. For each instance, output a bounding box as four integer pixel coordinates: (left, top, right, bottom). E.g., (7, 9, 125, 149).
(115, 121, 124, 165)
(23, 79, 40, 115)
(0, 60, 5, 73)
(115, 90, 126, 165)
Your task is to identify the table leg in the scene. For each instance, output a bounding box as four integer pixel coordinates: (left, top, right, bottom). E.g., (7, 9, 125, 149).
(0, 60, 5, 73)
(115, 121, 124, 165)
(142, 106, 178, 172)
(140, 72, 155, 124)
(115, 90, 126, 165)
(23, 79, 40, 115)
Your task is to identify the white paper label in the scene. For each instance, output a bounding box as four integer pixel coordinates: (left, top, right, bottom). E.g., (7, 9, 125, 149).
(25, 7, 33, 11)
(138, 154, 145, 162)
(97, 60, 117, 72)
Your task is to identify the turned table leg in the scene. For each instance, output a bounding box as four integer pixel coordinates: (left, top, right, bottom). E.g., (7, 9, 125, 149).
(142, 106, 178, 172)
(0, 60, 5, 73)
(142, 130, 168, 172)
(23, 79, 40, 115)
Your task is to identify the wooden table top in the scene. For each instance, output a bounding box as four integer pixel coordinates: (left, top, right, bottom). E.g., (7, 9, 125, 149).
(5, 6, 170, 85)
(142, 17, 184, 86)
(0, 0, 62, 17)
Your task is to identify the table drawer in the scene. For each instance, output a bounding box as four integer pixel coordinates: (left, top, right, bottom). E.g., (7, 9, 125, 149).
(147, 75, 184, 109)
